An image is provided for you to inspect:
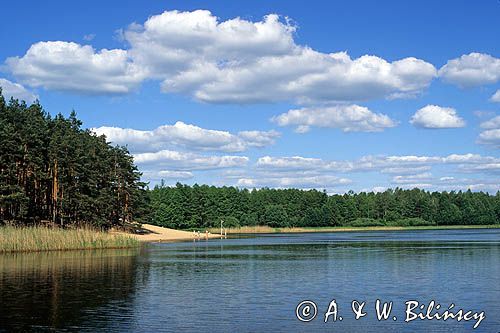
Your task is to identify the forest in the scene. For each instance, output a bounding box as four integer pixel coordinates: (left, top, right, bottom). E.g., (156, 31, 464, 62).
(1, 91, 499, 230)
(0, 90, 146, 228)
(147, 183, 500, 229)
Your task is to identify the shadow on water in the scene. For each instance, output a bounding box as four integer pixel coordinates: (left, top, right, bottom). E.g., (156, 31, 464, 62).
(0, 248, 147, 332)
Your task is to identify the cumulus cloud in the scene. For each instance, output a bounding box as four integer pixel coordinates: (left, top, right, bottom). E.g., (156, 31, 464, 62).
(0, 78, 37, 102)
(92, 121, 279, 153)
(135, 151, 499, 190)
(125, 11, 296, 77)
(491, 90, 500, 103)
(237, 175, 351, 189)
(229, 153, 500, 192)
(271, 104, 397, 133)
(458, 163, 500, 173)
(6, 41, 146, 94)
(5, 10, 437, 103)
(439, 53, 500, 87)
(391, 172, 433, 184)
(162, 49, 437, 104)
(380, 166, 432, 174)
(256, 155, 347, 171)
(133, 149, 248, 170)
(410, 105, 466, 129)
(478, 129, 500, 147)
(480, 115, 500, 129)
(255, 153, 500, 174)
(141, 170, 194, 181)
(478, 115, 500, 147)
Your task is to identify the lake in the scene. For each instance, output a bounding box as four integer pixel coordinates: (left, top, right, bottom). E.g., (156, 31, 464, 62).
(1, 229, 499, 332)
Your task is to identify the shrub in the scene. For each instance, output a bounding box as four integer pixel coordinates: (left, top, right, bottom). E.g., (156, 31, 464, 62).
(345, 218, 386, 227)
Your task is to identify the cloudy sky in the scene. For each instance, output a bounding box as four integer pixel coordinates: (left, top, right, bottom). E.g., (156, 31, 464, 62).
(1, 0, 499, 193)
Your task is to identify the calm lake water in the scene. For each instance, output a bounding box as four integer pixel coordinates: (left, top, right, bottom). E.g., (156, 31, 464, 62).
(1, 229, 499, 332)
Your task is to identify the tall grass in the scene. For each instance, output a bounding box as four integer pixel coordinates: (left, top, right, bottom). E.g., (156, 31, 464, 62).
(0, 226, 140, 253)
(209, 224, 500, 234)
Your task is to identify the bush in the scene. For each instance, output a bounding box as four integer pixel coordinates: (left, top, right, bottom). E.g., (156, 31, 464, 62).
(388, 218, 435, 227)
(222, 216, 240, 228)
(263, 205, 289, 228)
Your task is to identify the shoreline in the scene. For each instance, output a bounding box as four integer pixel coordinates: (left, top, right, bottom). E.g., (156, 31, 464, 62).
(2, 224, 499, 253)
(113, 223, 220, 243)
(208, 224, 500, 234)
(0, 226, 140, 254)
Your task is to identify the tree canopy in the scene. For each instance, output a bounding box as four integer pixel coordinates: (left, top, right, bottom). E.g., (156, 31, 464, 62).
(146, 183, 500, 229)
(0, 90, 146, 228)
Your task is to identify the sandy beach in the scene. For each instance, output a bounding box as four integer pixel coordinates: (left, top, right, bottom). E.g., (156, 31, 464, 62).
(114, 224, 220, 242)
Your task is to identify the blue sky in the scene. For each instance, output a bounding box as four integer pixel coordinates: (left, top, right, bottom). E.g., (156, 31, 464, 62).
(1, 0, 499, 192)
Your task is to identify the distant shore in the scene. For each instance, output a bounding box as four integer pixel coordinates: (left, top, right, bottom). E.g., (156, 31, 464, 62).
(208, 224, 500, 234)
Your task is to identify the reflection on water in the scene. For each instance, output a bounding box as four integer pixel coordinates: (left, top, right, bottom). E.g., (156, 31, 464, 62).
(0, 229, 499, 332)
(0, 249, 145, 332)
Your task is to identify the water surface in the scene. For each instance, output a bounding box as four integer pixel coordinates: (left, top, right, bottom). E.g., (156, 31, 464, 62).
(1, 229, 499, 332)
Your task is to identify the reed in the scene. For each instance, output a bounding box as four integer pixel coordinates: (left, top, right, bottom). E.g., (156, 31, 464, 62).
(0, 226, 140, 253)
(209, 224, 500, 234)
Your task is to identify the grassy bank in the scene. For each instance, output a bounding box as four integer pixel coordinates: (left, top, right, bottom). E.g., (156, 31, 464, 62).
(0, 226, 140, 253)
(209, 224, 500, 234)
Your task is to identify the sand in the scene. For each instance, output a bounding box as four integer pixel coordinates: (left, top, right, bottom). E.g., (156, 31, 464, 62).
(113, 224, 220, 242)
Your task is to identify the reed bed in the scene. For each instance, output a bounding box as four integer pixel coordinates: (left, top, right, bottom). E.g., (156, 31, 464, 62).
(209, 224, 500, 234)
(0, 226, 140, 253)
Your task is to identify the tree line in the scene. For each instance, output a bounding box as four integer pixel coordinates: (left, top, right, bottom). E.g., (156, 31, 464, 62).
(147, 182, 500, 229)
(1, 91, 499, 230)
(0, 90, 146, 228)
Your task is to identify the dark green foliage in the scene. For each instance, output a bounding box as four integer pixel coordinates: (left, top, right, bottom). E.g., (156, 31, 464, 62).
(0, 91, 145, 228)
(389, 217, 435, 227)
(345, 218, 386, 227)
(147, 184, 500, 228)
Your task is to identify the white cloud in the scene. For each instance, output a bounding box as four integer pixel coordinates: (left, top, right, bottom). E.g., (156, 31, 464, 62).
(256, 155, 342, 171)
(125, 11, 296, 77)
(255, 153, 500, 175)
(477, 129, 500, 147)
(161, 48, 437, 104)
(271, 104, 397, 133)
(491, 90, 500, 103)
(133, 149, 248, 170)
(135, 151, 499, 190)
(6, 41, 146, 94)
(459, 183, 500, 192)
(458, 163, 500, 173)
(5, 10, 437, 103)
(381, 166, 432, 174)
(141, 170, 194, 181)
(410, 105, 466, 129)
(92, 121, 279, 153)
(370, 186, 388, 193)
(237, 175, 351, 189)
(391, 172, 433, 184)
(439, 53, 500, 87)
(478, 115, 500, 147)
(0, 78, 37, 102)
(480, 115, 500, 129)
